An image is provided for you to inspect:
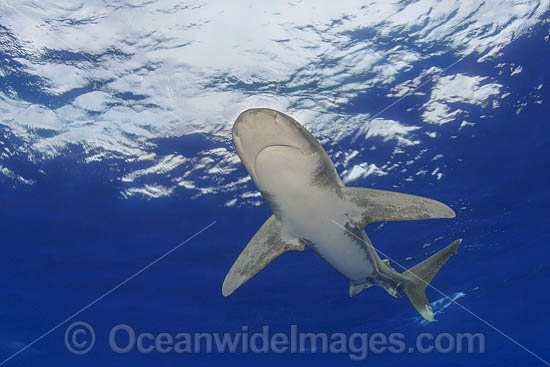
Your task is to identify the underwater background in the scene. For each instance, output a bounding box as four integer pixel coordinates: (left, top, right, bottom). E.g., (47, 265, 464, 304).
(1, 1, 549, 366)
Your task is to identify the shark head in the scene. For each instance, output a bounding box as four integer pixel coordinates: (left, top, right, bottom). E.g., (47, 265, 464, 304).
(232, 108, 342, 191)
(233, 109, 314, 171)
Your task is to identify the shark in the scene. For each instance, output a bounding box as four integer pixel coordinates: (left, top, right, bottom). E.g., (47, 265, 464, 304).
(222, 108, 461, 322)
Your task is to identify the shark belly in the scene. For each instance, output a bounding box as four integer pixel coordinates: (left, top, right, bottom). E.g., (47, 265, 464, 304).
(303, 226, 377, 282)
(254, 145, 376, 282)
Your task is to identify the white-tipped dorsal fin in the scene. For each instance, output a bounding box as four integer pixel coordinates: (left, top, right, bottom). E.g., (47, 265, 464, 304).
(343, 187, 455, 228)
(222, 215, 305, 297)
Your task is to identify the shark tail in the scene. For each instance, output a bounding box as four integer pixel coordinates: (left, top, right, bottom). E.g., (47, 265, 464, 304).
(400, 239, 462, 322)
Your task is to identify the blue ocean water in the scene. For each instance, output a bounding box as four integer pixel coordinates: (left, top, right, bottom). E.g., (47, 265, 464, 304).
(1, 3, 550, 366)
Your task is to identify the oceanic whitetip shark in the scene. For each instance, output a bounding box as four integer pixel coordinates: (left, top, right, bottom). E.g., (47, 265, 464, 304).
(223, 108, 461, 322)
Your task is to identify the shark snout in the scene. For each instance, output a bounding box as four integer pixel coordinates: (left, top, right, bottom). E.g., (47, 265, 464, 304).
(233, 108, 280, 139)
(232, 108, 319, 178)
(233, 108, 304, 159)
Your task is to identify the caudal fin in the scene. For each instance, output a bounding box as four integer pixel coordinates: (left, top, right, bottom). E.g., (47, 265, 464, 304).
(401, 239, 462, 322)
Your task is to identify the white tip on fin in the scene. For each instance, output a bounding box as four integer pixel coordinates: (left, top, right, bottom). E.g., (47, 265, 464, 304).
(349, 281, 372, 297)
(222, 215, 304, 296)
(401, 239, 462, 322)
(343, 187, 456, 228)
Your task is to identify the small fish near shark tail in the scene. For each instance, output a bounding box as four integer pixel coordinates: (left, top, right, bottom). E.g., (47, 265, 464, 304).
(400, 239, 462, 322)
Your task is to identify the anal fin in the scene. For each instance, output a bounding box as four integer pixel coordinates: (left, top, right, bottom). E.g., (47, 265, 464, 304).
(222, 215, 304, 296)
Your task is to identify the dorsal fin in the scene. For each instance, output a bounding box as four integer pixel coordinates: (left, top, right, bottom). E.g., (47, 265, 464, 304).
(343, 187, 455, 228)
(222, 215, 305, 296)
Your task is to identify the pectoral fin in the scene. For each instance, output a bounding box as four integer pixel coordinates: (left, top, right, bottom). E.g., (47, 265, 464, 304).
(343, 187, 455, 227)
(222, 215, 305, 296)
